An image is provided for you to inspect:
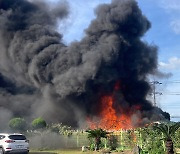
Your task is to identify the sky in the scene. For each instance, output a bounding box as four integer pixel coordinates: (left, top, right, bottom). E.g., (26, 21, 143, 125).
(138, 0, 180, 122)
(49, 0, 180, 121)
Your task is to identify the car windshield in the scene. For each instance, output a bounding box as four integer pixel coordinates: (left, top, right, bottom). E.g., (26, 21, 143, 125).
(8, 135, 26, 140)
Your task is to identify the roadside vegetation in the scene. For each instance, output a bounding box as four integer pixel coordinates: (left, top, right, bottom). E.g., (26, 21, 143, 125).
(5, 117, 180, 154)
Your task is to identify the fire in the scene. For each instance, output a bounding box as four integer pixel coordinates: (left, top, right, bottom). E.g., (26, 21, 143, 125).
(99, 95, 133, 130)
(87, 82, 142, 130)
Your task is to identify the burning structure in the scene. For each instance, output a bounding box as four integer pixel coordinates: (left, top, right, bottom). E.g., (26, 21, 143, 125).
(0, 0, 169, 130)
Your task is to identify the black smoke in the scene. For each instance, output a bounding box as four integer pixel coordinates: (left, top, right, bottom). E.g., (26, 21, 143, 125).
(0, 0, 169, 128)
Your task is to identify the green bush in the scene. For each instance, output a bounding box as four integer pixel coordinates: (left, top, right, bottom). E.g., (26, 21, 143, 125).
(49, 123, 73, 136)
(32, 117, 47, 130)
(173, 129, 180, 148)
(108, 135, 118, 150)
(136, 127, 165, 154)
(9, 117, 27, 131)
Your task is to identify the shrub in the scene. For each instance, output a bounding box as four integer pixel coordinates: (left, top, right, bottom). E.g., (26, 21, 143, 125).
(49, 123, 73, 136)
(9, 117, 27, 131)
(32, 117, 47, 130)
(108, 135, 118, 150)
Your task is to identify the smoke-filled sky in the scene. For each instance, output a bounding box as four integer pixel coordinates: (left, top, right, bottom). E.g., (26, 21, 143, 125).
(0, 0, 179, 129)
(54, 0, 180, 121)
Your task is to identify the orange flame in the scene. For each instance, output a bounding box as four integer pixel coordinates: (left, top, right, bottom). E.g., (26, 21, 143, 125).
(87, 82, 142, 130)
(131, 131, 137, 143)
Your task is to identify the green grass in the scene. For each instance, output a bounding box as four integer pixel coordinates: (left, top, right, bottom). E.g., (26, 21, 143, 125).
(30, 149, 100, 154)
(29, 149, 133, 154)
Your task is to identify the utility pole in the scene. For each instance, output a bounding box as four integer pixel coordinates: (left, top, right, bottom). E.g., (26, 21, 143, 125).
(150, 81, 162, 106)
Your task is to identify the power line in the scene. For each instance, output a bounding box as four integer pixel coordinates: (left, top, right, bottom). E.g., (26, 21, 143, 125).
(149, 80, 180, 98)
(162, 92, 180, 95)
(164, 93, 180, 95)
(171, 116, 180, 118)
(150, 79, 180, 83)
(158, 80, 180, 84)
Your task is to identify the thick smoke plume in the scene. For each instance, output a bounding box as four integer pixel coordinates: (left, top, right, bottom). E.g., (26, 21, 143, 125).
(0, 0, 169, 129)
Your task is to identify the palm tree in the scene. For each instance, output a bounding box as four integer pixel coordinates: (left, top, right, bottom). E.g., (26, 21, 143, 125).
(152, 122, 180, 154)
(86, 128, 108, 150)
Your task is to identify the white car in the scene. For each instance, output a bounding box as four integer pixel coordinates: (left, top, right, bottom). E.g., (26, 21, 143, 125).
(0, 133, 29, 154)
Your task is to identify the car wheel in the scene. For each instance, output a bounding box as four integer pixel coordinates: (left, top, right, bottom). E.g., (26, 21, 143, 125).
(0, 148, 4, 154)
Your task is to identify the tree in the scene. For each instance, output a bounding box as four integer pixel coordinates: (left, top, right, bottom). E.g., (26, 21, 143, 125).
(86, 128, 108, 150)
(9, 117, 27, 131)
(152, 122, 180, 154)
(137, 127, 165, 153)
(31, 117, 47, 130)
(49, 123, 72, 136)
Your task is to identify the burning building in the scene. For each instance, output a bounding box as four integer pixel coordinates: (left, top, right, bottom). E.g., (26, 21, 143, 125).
(0, 0, 169, 130)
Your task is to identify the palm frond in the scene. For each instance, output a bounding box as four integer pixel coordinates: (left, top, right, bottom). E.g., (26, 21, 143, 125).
(152, 123, 169, 139)
(86, 128, 109, 139)
(152, 122, 180, 140)
(169, 122, 180, 135)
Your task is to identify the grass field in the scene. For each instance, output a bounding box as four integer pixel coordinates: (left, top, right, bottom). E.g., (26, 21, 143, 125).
(29, 149, 133, 154)
(30, 149, 103, 154)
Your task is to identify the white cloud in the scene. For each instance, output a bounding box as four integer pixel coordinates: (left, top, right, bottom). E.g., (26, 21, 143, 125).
(170, 20, 180, 34)
(159, 57, 180, 70)
(157, 0, 180, 35)
(159, 0, 180, 11)
(171, 20, 180, 35)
